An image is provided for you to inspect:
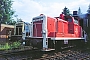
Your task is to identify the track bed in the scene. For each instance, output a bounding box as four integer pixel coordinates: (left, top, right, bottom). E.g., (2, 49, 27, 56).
(0, 46, 90, 60)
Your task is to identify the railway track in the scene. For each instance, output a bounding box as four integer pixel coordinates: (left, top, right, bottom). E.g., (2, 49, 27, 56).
(0, 46, 90, 60)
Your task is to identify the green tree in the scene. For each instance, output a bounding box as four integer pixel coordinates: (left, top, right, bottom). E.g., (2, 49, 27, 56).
(0, 0, 16, 25)
(63, 7, 71, 16)
(78, 7, 82, 15)
(87, 4, 90, 14)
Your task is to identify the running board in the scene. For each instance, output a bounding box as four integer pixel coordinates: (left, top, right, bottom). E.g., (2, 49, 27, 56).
(51, 37, 85, 40)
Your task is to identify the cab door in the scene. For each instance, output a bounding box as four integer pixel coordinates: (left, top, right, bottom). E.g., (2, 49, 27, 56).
(33, 21, 43, 37)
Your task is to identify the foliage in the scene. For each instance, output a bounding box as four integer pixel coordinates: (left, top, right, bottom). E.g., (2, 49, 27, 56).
(0, 43, 10, 50)
(63, 7, 71, 16)
(87, 4, 90, 14)
(78, 7, 82, 15)
(0, 0, 16, 25)
(11, 41, 21, 49)
(0, 41, 21, 50)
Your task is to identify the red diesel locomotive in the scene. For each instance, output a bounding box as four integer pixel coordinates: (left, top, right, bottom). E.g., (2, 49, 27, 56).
(30, 13, 85, 51)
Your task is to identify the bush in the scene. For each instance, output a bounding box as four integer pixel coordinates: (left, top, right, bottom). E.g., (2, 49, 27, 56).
(0, 41, 21, 50)
(11, 41, 21, 48)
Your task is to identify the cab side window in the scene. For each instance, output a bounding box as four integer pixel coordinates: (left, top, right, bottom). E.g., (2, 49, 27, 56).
(64, 16, 72, 22)
(68, 18, 72, 22)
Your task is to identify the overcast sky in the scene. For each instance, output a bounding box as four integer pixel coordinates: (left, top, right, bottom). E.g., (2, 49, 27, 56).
(12, 0, 90, 23)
